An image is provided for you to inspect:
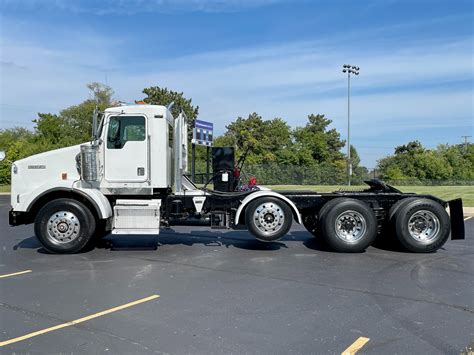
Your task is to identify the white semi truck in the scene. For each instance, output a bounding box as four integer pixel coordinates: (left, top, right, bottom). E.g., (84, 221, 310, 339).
(7, 104, 465, 254)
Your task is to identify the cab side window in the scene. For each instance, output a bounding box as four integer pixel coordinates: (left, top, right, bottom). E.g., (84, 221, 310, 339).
(107, 116, 146, 149)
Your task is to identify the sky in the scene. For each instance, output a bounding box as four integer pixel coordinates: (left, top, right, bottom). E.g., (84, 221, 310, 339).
(0, 0, 473, 168)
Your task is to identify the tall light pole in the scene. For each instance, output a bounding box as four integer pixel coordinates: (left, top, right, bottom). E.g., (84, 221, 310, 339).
(342, 64, 359, 186)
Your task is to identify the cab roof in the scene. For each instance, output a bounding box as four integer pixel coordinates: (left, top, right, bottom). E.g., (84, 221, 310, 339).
(104, 104, 173, 122)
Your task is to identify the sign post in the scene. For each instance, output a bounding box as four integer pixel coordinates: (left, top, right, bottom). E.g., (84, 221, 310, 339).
(191, 120, 214, 183)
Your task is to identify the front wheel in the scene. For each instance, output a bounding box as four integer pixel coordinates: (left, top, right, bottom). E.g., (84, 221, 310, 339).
(245, 197, 293, 242)
(34, 198, 96, 254)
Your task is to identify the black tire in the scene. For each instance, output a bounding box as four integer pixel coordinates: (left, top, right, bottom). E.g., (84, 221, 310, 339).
(393, 198, 450, 253)
(34, 198, 96, 254)
(302, 199, 339, 238)
(319, 198, 377, 252)
(245, 197, 293, 242)
(388, 197, 419, 222)
(374, 197, 419, 248)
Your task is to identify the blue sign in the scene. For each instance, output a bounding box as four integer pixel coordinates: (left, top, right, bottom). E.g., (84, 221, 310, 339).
(195, 120, 213, 130)
(192, 120, 213, 146)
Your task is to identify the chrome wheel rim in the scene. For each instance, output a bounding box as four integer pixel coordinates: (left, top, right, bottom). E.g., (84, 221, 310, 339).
(408, 210, 440, 243)
(253, 202, 285, 236)
(47, 211, 81, 244)
(334, 210, 367, 243)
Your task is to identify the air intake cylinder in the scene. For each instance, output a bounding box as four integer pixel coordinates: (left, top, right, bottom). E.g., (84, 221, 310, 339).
(80, 144, 99, 181)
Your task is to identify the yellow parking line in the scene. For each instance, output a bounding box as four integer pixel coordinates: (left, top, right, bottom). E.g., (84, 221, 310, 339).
(464, 216, 472, 221)
(0, 294, 160, 347)
(0, 270, 32, 279)
(342, 336, 370, 355)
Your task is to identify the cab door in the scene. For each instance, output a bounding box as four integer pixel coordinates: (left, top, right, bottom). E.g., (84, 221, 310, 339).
(104, 115, 148, 182)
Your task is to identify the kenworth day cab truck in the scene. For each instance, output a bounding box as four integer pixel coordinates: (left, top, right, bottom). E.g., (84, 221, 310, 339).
(7, 104, 465, 254)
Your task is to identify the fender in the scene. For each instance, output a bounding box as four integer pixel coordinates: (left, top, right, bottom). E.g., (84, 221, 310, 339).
(235, 190, 302, 225)
(21, 182, 112, 219)
(72, 187, 113, 219)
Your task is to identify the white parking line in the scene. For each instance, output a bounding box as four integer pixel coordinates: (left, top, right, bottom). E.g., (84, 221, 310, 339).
(342, 337, 370, 355)
(0, 294, 160, 347)
(0, 270, 32, 279)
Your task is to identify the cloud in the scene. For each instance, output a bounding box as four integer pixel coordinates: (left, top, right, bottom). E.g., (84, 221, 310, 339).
(0, 61, 28, 70)
(0, 13, 472, 166)
(114, 35, 472, 126)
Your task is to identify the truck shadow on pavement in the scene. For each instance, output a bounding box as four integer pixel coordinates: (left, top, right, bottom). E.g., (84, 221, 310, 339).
(13, 236, 42, 250)
(95, 229, 345, 253)
(12, 229, 333, 254)
(13, 230, 409, 254)
(97, 230, 295, 252)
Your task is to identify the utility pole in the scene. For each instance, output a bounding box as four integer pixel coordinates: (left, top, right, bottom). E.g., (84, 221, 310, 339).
(342, 64, 360, 186)
(461, 135, 471, 153)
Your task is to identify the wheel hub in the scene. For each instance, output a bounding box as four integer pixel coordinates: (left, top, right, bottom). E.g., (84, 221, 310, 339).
(57, 222, 68, 233)
(414, 220, 427, 231)
(47, 211, 81, 244)
(253, 202, 285, 236)
(264, 213, 275, 223)
(408, 210, 440, 243)
(341, 218, 356, 232)
(334, 210, 367, 242)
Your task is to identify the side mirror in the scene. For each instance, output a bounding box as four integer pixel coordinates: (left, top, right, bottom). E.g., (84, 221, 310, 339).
(0, 151, 5, 162)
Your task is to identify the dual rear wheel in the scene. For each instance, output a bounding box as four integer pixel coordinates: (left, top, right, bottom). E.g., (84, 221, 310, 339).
(388, 198, 450, 252)
(316, 198, 378, 252)
(304, 197, 450, 253)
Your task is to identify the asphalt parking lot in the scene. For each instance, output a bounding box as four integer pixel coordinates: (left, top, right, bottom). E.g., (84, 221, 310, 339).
(0, 195, 473, 354)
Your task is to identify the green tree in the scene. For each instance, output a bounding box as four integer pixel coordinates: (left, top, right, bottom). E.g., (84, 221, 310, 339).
(87, 82, 114, 105)
(0, 128, 37, 184)
(33, 113, 67, 145)
(439, 144, 474, 180)
(217, 113, 292, 166)
(0, 82, 115, 185)
(377, 140, 474, 183)
(0, 127, 34, 149)
(350, 145, 369, 183)
(350, 145, 360, 168)
(142, 86, 199, 125)
(293, 114, 345, 163)
(33, 82, 114, 144)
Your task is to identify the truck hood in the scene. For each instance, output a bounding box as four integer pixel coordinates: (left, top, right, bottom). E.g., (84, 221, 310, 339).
(11, 143, 86, 208)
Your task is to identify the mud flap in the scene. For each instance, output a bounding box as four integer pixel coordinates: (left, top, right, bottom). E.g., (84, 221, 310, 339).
(448, 198, 465, 240)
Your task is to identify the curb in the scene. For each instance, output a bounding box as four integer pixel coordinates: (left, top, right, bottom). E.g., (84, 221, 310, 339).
(463, 207, 474, 217)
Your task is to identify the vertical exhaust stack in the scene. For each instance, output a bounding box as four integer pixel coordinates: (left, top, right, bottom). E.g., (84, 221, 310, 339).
(174, 112, 188, 192)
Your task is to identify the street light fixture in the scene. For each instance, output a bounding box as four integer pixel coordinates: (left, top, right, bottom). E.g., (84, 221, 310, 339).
(342, 64, 360, 186)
